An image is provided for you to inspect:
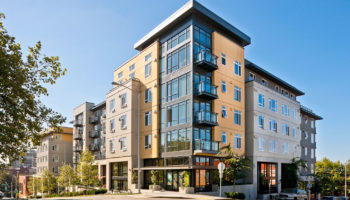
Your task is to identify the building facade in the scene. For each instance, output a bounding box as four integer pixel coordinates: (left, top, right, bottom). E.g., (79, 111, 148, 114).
(299, 105, 322, 181)
(36, 127, 73, 176)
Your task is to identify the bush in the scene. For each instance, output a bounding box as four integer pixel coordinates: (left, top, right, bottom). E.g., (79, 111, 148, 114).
(29, 195, 42, 199)
(84, 189, 96, 195)
(95, 188, 107, 194)
(225, 192, 245, 199)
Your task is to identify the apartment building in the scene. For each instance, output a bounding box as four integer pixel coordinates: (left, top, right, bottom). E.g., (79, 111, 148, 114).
(36, 127, 73, 176)
(245, 60, 304, 199)
(72, 101, 107, 185)
(299, 105, 322, 181)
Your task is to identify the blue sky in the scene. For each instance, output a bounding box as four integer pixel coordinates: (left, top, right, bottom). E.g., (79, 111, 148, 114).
(1, 0, 349, 162)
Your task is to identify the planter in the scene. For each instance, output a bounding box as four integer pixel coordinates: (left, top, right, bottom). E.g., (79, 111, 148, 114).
(149, 184, 161, 191)
(212, 184, 218, 192)
(179, 187, 195, 194)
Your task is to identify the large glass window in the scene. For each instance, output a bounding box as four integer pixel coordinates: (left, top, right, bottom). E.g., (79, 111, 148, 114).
(258, 162, 277, 194)
(145, 88, 152, 103)
(166, 128, 191, 152)
(110, 99, 115, 112)
(167, 43, 191, 73)
(166, 100, 191, 127)
(167, 27, 190, 51)
(269, 140, 277, 152)
(166, 72, 190, 102)
(194, 26, 211, 47)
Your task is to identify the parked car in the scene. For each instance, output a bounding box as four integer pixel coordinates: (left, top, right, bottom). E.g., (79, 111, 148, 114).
(279, 188, 307, 200)
(322, 196, 347, 200)
(0, 191, 3, 199)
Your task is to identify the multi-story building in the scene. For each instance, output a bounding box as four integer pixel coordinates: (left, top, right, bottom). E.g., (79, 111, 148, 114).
(36, 127, 73, 176)
(244, 60, 305, 199)
(10, 148, 37, 169)
(72, 101, 107, 185)
(299, 105, 322, 181)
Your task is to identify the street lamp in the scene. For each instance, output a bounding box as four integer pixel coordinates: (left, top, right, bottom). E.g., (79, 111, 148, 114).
(111, 81, 141, 194)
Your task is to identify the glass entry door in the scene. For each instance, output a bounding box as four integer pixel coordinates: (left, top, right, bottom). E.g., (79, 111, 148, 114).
(166, 171, 179, 191)
(195, 169, 210, 192)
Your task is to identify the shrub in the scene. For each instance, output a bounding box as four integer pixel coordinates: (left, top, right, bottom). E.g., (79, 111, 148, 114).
(29, 195, 42, 199)
(225, 192, 245, 199)
(95, 188, 107, 194)
(85, 189, 96, 195)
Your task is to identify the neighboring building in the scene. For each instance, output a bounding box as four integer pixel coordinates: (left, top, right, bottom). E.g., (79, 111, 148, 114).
(36, 127, 73, 176)
(299, 105, 322, 181)
(72, 101, 107, 186)
(18, 175, 31, 199)
(244, 60, 304, 199)
(11, 148, 37, 169)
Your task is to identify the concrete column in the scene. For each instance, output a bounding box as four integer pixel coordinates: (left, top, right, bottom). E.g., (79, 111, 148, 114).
(106, 162, 111, 190)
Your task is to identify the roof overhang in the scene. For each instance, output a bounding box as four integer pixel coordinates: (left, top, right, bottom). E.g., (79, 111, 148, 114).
(134, 0, 250, 51)
(300, 105, 323, 120)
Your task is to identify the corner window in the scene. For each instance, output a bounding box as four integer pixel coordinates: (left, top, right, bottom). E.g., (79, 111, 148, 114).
(222, 81, 226, 93)
(222, 106, 227, 118)
(222, 132, 227, 144)
(234, 110, 242, 125)
(234, 61, 241, 76)
(145, 111, 152, 126)
(145, 88, 152, 103)
(145, 135, 152, 149)
(145, 62, 151, 78)
(221, 53, 226, 65)
(234, 86, 241, 102)
(234, 134, 242, 149)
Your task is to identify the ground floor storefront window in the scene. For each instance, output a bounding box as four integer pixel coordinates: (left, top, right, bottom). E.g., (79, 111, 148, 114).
(111, 162, 128, 191)
(258, 162, 277, 194)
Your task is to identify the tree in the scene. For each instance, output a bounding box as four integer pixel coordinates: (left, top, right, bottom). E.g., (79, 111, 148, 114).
(315, 158, 345, 196)
(218, 144, 251, 190)
(41, 170, 57, 194)
(281, 158, 307, 189)
(0, 171, 16, 196)
(0, 13, 67, 168)
(27, 177, 41, 196)
(57, 164, 77, 192)
(77, 150, 98, 189)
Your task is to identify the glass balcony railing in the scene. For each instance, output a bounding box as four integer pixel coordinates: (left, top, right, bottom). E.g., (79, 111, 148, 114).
(194, 139, 220, 153)
(73, 134, 82, 140)
(89, 130, 100, 138)
(73, 120, 83, 127)
(194, 111, 218, 126)
(194, 50, 218, 71)
(89, 116, 99, 124)
(194, 82, 218, 99)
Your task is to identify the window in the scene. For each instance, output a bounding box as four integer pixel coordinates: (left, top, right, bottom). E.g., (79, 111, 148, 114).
(221, 53, 226, 65)
(179, 102, 186, 124)
(249, 72, 255, 81)
(145, 135, 152, 149)
(222, 81, 226, 93)
(234, 61, 241, 76)
(311, 133, 315, 143)
(293, 144, 297, 155)
(167, 128, 191, 152)
(304, 131, 308, 140)
(311, 148, 315, 159)
(304, 147, 308, 156)
(234, 134, 242, 149)
(120, 115, 127, 129)
(144, 88, 152, 103)
(52, 144, 58, 152)
(110, 139, 115, 153)
(222, 106, 227, 118)
(282, 142, 289, 154)
(129, 72, 135, 79)
(145, 53, 152, 62)
(179, 75, 186, 97)
(258, 163, 277, 194)
(261, 79, 267, 86)
(269, 99, 277, 112)
(234, 86, 241, 102)
(52, 155, 59, 162)
(311, 120, 315, 129)
(234, 110, 242, 125)
(259, 116, 264, 129)
(145, 62, 151, 78)
(167, 43, 190, 73)
(269, 119, 277, 132)
(311, 164, 315, 174)
(194, 26, 211, 47)
(120, 137, 126, 151)
(222, 132, 227, 144)
(282, 124, 290, 136)
(110, 99, 115, 112)
(145, 111, 152, 126)
(118, 71, 123, 78)
(167, 27, 191, 51)
(129, 64, 135, 71)
(55, 134, 61, 140)
(166, 100, 191, 127)
(282, 105, 290, 116)
(259, 138, 265, 151)
(110, 119, 115, 132)
(258, 94, 265, 107)
(293, 127, 296, 137)
(275, 86, 279, 92)
(292, 109, 297, 120)
(269, 140, 277, 153)
(121, 93, 127, 107)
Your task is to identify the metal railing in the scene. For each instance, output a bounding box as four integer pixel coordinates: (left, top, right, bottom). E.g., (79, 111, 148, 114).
(194, 111, 218, 125)
(89, 116, 99, 124)
(73, 119, 83, 126)
(195, 81, 218, 97)
(89, 130, 100, 138)
(194, 139, 220, 152)
(195, 50, 218, 66)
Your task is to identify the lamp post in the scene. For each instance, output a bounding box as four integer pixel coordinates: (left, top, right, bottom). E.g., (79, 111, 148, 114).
(112, 81, 141, 194)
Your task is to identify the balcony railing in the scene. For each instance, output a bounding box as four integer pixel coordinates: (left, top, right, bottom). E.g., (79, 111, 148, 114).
(194, 139, 220, 154)
(73, 120, 83, 127)
(194, 82, 218, 100)
(89, 116, 99, 124)
(73, 146, 82, 152)
(89, 143, 100, 151)
(194, 111, 218, 126)
(194, 50, 218, 71)
(73, 134, 82, 140)
(89, 130, 100, 138)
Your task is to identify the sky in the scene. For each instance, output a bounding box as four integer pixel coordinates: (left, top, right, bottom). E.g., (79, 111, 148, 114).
(1, 0, 349, 162)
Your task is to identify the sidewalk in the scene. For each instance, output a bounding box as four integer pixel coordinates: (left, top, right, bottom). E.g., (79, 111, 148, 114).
(136, 189, 230, 199)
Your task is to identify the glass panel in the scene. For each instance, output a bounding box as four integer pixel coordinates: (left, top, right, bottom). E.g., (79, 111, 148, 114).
(179, 102, 186, 124)
(179, 75, 186, 97)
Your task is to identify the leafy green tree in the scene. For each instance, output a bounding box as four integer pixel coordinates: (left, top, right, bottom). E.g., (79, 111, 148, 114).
(281, 158, 307, 189)
(0, 13, 67, 168)
(57, 164, 77, 192)
(0, 171, 16, 196)
(41, 170, 57, 194)
(77, 150, 98, 189)
(27, 177, 41, 196)
(218, 144, 251, 191)
(315, 158, 345, 196)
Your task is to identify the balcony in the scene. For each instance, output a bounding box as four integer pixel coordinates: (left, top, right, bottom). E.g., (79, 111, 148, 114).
(194, 111, 218, 126)
(89, 116, 99, 124)
(73, 146, 82, 152)
(89, 143, 100, 151)
(89, 130, 100, 138)
(73, 134, 82, 140)
(73, 120, 83, 127)
(194, 50, 218, 71)
(194, 82, 218, 100)
(194, 139, 220, 154)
